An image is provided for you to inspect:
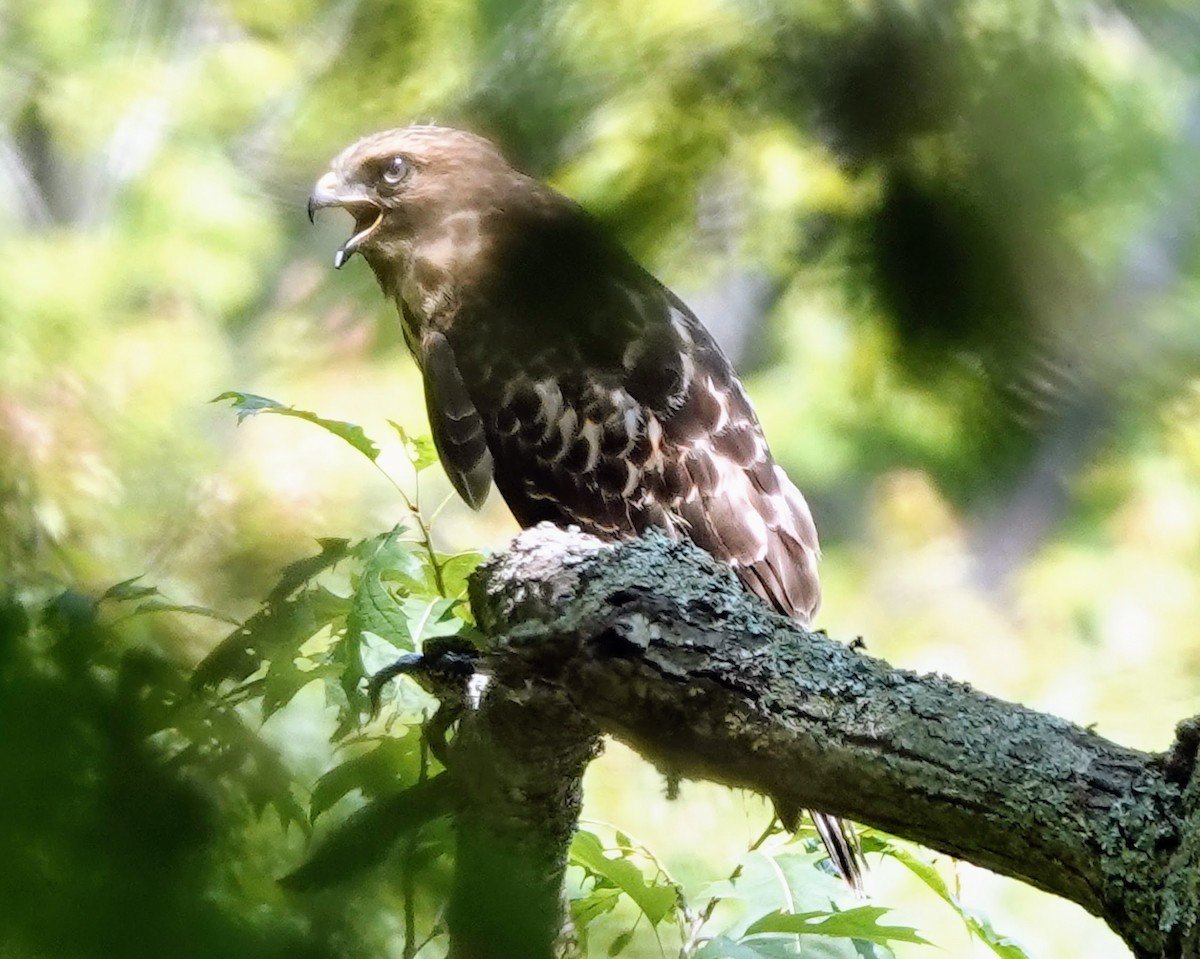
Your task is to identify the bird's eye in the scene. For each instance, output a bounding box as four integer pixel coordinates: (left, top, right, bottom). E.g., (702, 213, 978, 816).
(381, 156, 409, 186)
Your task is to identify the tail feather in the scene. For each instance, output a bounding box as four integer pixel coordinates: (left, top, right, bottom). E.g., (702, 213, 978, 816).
(812, 812, 866, 896)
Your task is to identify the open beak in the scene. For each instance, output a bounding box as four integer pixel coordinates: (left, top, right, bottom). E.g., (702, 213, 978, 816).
(307, 171, 383, 269)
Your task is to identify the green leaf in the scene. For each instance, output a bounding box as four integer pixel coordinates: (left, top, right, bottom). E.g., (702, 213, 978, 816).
(193, 585, 347, 690)
(433, 551, 485, 600)
(191, 625, 259, 689)
(213, 392, 380, 463)
(175, 695, 309, 832)
(745, 906, 931, 946)
(388, 420, 439, 472)
(192, 536, 353, 687)
(569, 830, 678, 926)
(100, 575, 160, 602)
(961, 913, 1032, 959)
(403, 596, 469, 644)
(347, 528, 422, 652)
(568, 885, 619, 954)
(100, 578, 243, 626)
(863, 834, 1030, 958)
(309, 734, 420, 820)
(211, 391, 287, 420)
(326, 642, 367, 739)
(267, 538, 352, 604)
(262, 652, 313, 718)
(281, 773, 453, 890)
(131, 599, 243, 626)
(570, 887, 621, 929)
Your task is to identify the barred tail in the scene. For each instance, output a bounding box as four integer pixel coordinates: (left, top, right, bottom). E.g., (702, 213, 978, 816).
(813, 812, 867, 896)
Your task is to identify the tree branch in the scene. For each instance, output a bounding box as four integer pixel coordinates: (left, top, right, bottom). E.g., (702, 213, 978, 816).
(465, 525, 1195, 958)
(445, 677, 598, 959)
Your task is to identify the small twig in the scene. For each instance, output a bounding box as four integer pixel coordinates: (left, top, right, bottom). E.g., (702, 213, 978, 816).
(409, 921, 444, 958)
(364, 458, 451, 600)
(427, 492, 456, 528)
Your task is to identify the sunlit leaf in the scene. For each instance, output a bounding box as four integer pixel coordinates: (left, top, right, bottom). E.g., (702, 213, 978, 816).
(571, 887, 621, 928)
(434, 547, 484, 600)
(570, 830, 678, 926)
(347, 528, 422, 651)
(745, 906, 931, 946)
(213, 392, 381, 463)
(388, 420, 439, 472)
(862, 833, 1031, 958)
(403, 596, 469, 644)
(769, 849, 846, 900)
(694, 936, 782, 959)
(962, 912, 1033, 959)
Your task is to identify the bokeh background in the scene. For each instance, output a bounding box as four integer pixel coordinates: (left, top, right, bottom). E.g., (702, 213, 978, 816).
(3, 0, 1200, 956)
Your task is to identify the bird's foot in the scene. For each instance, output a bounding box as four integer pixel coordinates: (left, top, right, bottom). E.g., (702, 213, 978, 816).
(366, 637, 480, 717)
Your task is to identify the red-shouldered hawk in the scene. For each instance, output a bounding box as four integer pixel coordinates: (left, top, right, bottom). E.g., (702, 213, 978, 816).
(310, 125, 862, 889)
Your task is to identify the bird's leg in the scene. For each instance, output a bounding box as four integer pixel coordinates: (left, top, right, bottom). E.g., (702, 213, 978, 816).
(421, 702, 461, 768)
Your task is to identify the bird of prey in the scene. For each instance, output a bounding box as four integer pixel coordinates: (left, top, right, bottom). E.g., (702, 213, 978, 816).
(309, 125, 863, 890)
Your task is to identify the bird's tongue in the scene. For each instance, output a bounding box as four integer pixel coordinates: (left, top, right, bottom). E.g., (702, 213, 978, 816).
(334, 209, 383, 269)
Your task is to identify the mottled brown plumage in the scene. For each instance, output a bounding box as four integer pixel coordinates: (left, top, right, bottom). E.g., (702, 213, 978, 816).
(310, 125, 862, 888)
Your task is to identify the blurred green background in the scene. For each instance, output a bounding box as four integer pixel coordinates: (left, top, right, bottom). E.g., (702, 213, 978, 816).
(3, 0, 1200, 955)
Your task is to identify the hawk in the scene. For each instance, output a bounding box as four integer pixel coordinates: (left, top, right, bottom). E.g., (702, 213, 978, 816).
(309, 125, 863, 889)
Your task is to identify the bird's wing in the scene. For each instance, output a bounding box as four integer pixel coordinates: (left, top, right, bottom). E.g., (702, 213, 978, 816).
(640, 298, 822, 625)
(420, 331, 494, 510)
(454, 273, 820, 622)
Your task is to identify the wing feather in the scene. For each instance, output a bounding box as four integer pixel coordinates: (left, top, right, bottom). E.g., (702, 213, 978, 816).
(656, 312, 822, 624)
(420, 331, 494, 510)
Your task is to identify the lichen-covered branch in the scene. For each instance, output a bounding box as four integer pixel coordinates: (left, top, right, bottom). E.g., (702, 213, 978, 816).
(444, 662, 599, 959)
(466, 525, 1197, 958)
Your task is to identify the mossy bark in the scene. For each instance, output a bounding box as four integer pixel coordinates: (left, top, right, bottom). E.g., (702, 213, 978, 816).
(453, 524, 1198, 959)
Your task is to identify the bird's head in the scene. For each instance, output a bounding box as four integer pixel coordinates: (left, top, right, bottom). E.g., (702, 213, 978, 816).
(308, 126, 529, 286)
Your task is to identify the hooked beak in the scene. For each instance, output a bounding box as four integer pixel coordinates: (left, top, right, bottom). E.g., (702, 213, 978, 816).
(307, 171, 383, 269)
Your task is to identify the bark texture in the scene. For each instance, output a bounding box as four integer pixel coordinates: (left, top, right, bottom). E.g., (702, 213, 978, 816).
(453, 524, 1199, 959)
(445, 654, 599, 959)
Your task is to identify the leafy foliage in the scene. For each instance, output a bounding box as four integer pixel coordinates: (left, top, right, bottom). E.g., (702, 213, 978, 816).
(743, 906, 930, 946)
(0, 404, 484, 957)
(0, 380, 1045, 958)
(570, 828, 682, 952)
(860, 832, 1033, 959)
(281, 772, 455, 891)
(0, 586, 317, 958)
(565, 819, 1034, 959)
